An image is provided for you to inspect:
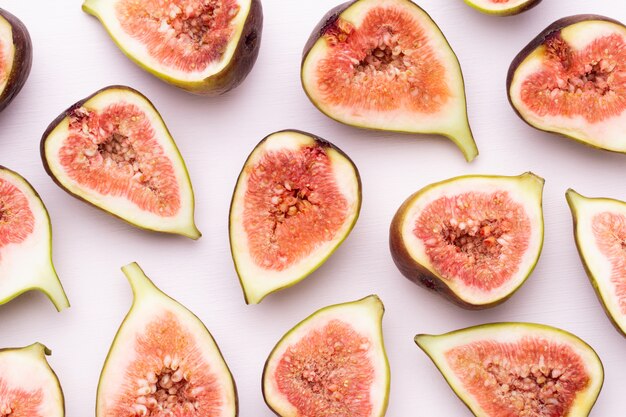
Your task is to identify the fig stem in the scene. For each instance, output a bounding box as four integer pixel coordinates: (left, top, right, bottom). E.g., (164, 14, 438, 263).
(121, 262, 159, 301)
(42, 266, 70, 312)
(22, 342, 51, 357)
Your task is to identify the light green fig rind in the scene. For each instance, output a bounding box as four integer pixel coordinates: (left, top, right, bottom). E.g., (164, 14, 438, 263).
(462, 0, 542, 16)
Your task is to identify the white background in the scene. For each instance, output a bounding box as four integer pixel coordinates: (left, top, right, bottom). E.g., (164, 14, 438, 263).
(1, 0, 625, 415)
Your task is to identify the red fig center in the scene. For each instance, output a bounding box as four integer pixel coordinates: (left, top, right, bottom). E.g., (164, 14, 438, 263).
(0, 39, 7, 87)
(0, 379, 43, 417)
(593, 211, 626, 314)
(0, 179, 34, 249)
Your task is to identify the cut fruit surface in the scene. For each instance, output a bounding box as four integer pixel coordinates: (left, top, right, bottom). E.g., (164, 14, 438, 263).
(463, 0, 541, 16)
(567, 189, 626, 337)
(0, 343, 65, 417)
(229, 130, 361, 304)
(263, 295, 390, 417)
(390, 172, 544, 308)
(0, 8, 32, 113)
(416, 323, 603, 417)
(301, 0, 477, 161)
(82, 0, 263, 95)
(0, 166, 69, 311)
(96, 262, 237, 417)
(508, 15, 626, 153)
(41, 86, 200, 239)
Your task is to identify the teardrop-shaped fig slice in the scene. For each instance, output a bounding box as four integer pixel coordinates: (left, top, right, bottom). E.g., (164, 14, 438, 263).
(41, 86, 200, 239)
(301, 0, 477, 161)
(263, 295, 390, 417)
(567, 189, 626, 337)
(0, 8, 32, 113)
(463, 0, 541, 16)
(0, 166, 69, 311)
(97, 262, 237, 417)
(508, 15, 626, 153)
(82, 0, 263, 95)
(390, 172, 544, 309)
(416, 323, 604, 417)
(0, 343, 65, 417)
(229, 130, 361, 304)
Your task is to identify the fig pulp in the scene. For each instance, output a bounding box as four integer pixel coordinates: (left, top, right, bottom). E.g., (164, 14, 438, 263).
(301, 0, 478, 161)
(463, 0, 541, 16)
(0, 166, 69, 311)
(97, 263, 237, 417)
(41, 86, 201, 239)
(567, 189, 626, 337)
(229, 130, 361, 304)
(416, 323, 604, 417)
(83, 0, 263, 95)
(390, 172, 544, 309)
(0, 343, 65, 417)
(0, 8, 31, 113)
(263, 295, 390, 417)
(508, 15, 626, 153)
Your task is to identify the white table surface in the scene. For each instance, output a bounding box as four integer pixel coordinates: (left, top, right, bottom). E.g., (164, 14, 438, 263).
(1, 0, 625, 415)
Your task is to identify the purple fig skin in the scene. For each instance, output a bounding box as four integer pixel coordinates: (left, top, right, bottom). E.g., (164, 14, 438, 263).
(0, 9, 32, 113)
(302, 1, 351, 61)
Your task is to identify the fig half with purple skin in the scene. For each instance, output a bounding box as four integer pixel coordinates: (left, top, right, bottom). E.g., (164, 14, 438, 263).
(82, 0, 263, 95)
(463, 0, 542, 17)
(390, 172, 544, 309)
(416, 323, 604, 417)
(567, 189, 626, 337)
(0, 8, 32, 113)
(301, 0, 478, 161)
(41, 86, 201, 239)
(508, 15, 626, 153)
(263, 295, 390, 417)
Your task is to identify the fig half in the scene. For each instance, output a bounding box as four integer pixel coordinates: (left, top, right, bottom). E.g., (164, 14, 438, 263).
(463, 0, 541, 17)
(301, 0, 478, 161)
(0, 8, 32, 113)
(390, 172, 544, 309)
(508, 15, 626, 153)
(229, 130, 361, 304)
(97, 263, 237, 417)
(41, 86, 201, 239)
(416, 323, 604, 417)
(567, 189, 626, 337)
(263, 295, 390, 417)
(83, 0, 263, 95)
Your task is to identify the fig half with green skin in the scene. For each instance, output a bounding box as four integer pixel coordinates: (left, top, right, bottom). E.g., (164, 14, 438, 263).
(41, 86, 201, 239)
(229, 130, 361, 304)
(0, 8, 32, 113)
(0, 343, 65, 417)
(416, 323, 604, 417)
(97, 263, 238, 417)
(508, 15, 626, 153)
(83, 0, 263, 95)
(390, 172, 544, 309)
(567, 189, 626, 337)
(463, 0, 541, 17)
(0, 166, 69, 311)
(301, 0, 478, 161)
(263, 295, 390, 417)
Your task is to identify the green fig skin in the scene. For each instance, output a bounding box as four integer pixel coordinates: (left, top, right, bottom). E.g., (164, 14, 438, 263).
(463, 0, 542, 17)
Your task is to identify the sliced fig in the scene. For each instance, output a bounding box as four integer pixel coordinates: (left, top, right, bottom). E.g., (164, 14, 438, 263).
(0, 343, 65, 417)
(0, 166, 69, 311)
(263, 295, 390, 417)
(229, 130, 361, 304)
(41, 86, 200, 239)
(508, 15, 626, 153)
(566, 189, 626, 337)
(301, 0, 477, 161)
(463, 0, 541, 16)
(390, 172, 544, 309)
(416, 323, 604, 417)
(0, 8, 32, 113)
(82, 0, 263, 95)
(96, 262, 237, 417)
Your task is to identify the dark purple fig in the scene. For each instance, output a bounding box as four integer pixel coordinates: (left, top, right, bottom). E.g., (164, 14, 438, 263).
(0, 8, 32, 113)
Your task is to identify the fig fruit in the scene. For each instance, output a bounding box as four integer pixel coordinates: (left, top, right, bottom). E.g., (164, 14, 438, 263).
(301, 0, 478, 161)
(390, 172, 544, 309)
(416, 323, 604, 417)
(566, 189, 626, 337)
(0, 8, 32, 113)
(229, 130, 361, 304)
(508, 15, 626, 153)
(0, 343, 65, 417)
(263, 295, 390, 417)
(82, 0, 263, 96)
(97, 262, 237, 417)
(41, 86, 201, 239)
(0, 166, 69, 311)
(463, 0, 541, 17)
